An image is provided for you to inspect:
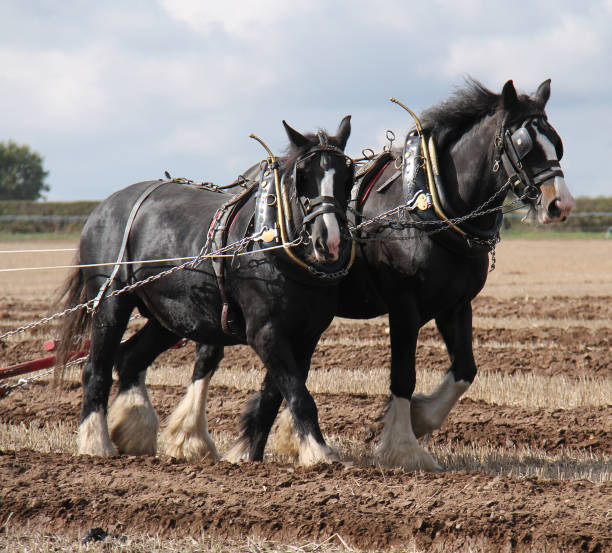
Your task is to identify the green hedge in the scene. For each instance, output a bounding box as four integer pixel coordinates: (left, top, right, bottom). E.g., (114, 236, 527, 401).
(0, 201, 99, 233)
(0, 197, 610, 235)
(0, 200, 99, 216)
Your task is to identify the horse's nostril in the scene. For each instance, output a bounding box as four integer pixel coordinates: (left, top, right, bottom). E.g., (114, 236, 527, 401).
(315, 237, 327, 253)
(547, 198, 562, 219)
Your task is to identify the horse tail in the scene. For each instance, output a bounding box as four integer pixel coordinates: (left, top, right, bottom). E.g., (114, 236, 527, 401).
(54, 251, 90, 384)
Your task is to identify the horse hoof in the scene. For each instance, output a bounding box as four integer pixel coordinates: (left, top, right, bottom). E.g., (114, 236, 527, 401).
(376, 441, 441, 472)
(298, 435, 338, 467)
(223, 438, 251, 464)
(160, 433, 219, 462)
(78, 410, 119, 457)
(108, 388, 159, 456)
(409, 393, 436, 438)
(272, 408, 300, 458)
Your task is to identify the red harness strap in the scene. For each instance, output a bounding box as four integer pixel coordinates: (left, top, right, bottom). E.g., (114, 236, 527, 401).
(359, 161, 392, 207)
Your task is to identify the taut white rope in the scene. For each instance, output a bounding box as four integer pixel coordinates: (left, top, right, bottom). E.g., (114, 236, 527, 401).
(0, 248, 77, 254)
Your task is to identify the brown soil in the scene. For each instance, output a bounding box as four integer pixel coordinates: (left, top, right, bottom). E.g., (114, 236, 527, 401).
(0, 296, 611, 552)
(2, 296, 611, 379)
(1, 450, 609, 553)
(2, 383, 611, 457)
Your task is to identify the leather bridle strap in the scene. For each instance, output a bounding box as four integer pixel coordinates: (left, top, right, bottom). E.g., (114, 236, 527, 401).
(301, 195, 347, 225)
(498, 115, 564, 200)
(530, 160, 564, 186)
(289, 147, 353, 200)
(287, 145, 354, 233)
(500, 129, 539, 199)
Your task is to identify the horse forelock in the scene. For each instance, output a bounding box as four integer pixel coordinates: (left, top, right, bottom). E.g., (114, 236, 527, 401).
(281, 129, 333, 172)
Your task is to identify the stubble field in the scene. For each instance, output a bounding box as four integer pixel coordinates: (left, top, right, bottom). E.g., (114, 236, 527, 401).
(0, 238, 610, 552)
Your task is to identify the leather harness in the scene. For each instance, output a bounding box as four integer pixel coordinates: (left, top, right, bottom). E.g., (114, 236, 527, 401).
(350, 111, 564, 256)
(206, 182, 258, 336)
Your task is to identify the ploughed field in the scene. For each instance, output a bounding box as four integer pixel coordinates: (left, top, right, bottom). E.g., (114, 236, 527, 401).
(0, 238, 610, 553)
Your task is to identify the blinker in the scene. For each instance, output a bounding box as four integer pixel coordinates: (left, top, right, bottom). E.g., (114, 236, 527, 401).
(510, 127, 533, 160)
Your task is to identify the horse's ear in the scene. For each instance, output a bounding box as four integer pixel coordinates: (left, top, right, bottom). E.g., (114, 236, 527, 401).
(535, 79, 551, 107)
(500, 80, 519, 111)
(335, 115, 351, 150)
(283, 120, 311, 148)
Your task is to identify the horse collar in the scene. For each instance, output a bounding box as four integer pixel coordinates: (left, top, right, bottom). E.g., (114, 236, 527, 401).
(398, 131, 502, 255)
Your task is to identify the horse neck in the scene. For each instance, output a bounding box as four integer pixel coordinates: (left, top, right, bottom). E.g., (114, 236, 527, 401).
(440, 113, 508, 222)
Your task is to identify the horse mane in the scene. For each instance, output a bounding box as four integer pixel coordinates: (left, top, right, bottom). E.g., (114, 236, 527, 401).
(421, 77, 543, 148)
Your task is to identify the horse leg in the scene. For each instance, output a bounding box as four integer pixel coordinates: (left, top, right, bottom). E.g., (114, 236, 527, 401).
(109, 319, 180, 455)
(228, 326, 334, 466)
(410, 302, 474, 438)
(376, 306, 441, 472)
(240, 376, 304, 461)
(160, 343, 223, 461)
(78, 295, 133, 456)
(224, 371, 283, 462)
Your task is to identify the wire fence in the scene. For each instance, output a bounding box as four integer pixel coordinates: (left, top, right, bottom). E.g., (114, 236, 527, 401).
(502, 211, 612, 234)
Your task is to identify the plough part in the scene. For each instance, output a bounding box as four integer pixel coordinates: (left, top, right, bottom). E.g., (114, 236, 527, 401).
(0, 347, 89, 399)
(1, 337, 187, 384)
(0, 349, 90, 381)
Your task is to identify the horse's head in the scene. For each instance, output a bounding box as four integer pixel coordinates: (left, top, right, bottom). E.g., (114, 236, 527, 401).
(497, 79, 574, 223)
(282, 116, 353, 263)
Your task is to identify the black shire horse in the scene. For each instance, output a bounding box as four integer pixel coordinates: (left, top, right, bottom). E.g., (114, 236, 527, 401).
(58, 116, 354, 466)
(256, 79, 574, 471)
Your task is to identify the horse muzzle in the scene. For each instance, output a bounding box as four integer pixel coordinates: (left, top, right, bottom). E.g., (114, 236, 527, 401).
(313, 235, 340, 262)
(539, 181, 575, 223)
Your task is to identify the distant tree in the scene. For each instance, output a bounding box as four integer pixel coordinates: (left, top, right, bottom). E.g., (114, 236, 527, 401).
(0, 140, 50, 200)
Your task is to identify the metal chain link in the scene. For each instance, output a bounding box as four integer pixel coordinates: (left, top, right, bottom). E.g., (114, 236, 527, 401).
(0, 231, 302, 342)
(0, 177, 527, 341)
(0, 300, 97, 342)
(0, 354, 88, 398)
(349, 178, 523, 241)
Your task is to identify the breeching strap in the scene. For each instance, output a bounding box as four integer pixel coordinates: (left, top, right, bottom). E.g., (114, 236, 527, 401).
(91, 180, 170, 312)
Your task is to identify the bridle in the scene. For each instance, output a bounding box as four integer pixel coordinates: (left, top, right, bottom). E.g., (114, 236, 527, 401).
(382, 98, 566, 257)
(285, 135, 354, 233)
(496, 114, 564, 204)
(251, 133, 355, 277)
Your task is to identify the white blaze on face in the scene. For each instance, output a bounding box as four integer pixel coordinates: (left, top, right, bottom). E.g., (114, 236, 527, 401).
(535, 132, 574, 222)
(319, 167, 340, 260)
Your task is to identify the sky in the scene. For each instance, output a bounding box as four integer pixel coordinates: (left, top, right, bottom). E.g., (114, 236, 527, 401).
(1, 0, 611, 200)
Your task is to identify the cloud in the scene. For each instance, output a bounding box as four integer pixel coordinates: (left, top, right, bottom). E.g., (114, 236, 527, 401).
(158, 0, 313, 39)
(438, 14, 606, 94)
(1, 1, 610, 199)
(0, 47, 109, 130)
(0, 43, 277, 138)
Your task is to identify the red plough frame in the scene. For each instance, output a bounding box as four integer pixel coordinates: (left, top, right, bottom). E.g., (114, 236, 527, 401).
(0, 338, 187, 398)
